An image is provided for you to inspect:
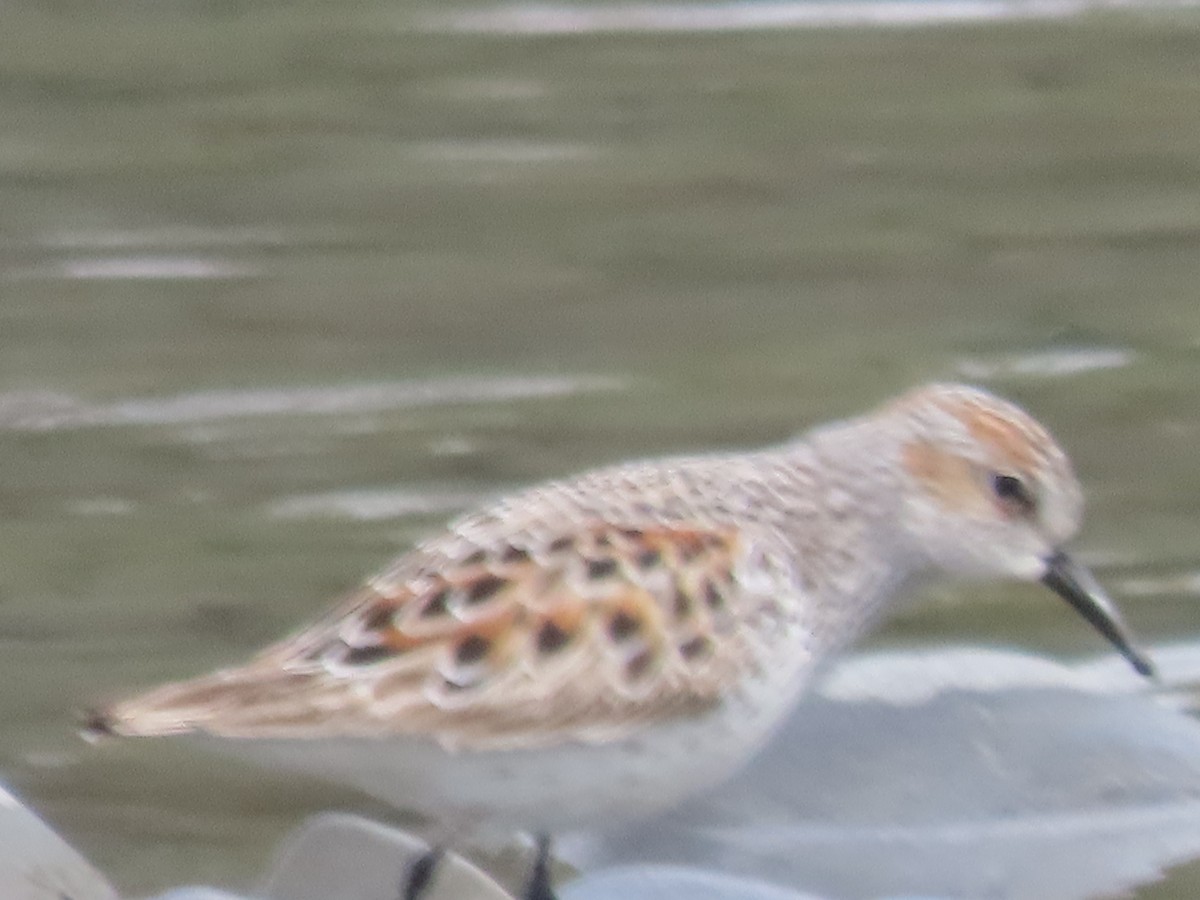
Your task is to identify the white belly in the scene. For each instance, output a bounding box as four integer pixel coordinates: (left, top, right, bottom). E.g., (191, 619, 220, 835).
(191, 668, 806, 833)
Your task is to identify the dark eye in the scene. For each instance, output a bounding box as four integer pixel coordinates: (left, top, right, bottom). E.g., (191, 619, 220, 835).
(991, 473, 1036, 514)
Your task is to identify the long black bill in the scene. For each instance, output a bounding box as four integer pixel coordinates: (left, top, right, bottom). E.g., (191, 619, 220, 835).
(1041, 550, 1155, 679)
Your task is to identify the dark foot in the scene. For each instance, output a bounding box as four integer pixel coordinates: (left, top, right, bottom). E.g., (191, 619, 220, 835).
(523, 834, 557, 900)
(402, 845, 445, 900)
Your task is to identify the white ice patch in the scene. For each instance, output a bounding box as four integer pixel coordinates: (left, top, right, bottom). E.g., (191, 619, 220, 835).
(570, 639, 1200, 900)
(817, 646, 1105, 706)
(0, 782, 119, 900)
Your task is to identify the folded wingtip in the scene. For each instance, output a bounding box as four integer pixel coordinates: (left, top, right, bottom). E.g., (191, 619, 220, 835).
(78, 706, 122, 743)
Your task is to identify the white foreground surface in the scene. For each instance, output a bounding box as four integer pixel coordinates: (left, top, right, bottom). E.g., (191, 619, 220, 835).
(0, 782, 117, 900)
(568, 645, 1200, 899)
(10, 642, 1200, 900)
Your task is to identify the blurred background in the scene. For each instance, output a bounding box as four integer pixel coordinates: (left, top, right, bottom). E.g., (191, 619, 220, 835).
(0, 0, 1199, 896)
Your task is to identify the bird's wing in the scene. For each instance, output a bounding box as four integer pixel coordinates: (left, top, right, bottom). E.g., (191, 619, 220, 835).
(89, 521, 774, 751)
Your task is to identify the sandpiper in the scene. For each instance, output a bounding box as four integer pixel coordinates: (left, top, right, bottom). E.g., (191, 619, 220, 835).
(85, 383, 1154, 899)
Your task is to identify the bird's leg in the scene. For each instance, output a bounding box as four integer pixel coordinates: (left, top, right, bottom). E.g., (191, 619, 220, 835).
(401, 844, 445, 900)
(522, 833, 557, 900)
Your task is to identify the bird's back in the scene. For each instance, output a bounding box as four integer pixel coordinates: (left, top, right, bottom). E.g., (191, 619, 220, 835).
(89, 444, 858, 755)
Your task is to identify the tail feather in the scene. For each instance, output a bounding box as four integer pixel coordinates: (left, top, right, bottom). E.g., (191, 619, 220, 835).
(81, 665, 327, 740)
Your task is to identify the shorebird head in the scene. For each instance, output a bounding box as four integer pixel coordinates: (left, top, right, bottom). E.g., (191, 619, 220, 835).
(890, 383, 1153, 677)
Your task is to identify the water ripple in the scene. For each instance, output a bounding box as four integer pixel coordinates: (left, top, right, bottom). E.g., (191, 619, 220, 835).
(267, 488, 487, 523)
(0, 375, 625, 432)
(5, 256, 254, 281)
(416, 0, 1194, 35)
(955, 346, 1134, 380)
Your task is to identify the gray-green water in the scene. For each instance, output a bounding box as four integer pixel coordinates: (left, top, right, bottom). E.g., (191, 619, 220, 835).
(1, 3, 1200, 895)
